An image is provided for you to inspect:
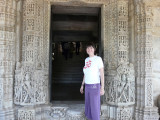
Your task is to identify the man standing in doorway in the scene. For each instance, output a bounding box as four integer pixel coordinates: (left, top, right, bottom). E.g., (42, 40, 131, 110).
(76, 41, 80, 55)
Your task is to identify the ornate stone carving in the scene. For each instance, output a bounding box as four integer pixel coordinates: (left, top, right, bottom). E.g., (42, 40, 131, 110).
(104, 0, 129, 69)
(18, 108, 35, 120)
(66, 107, 85, 120)
(14, 0, 49, 105)
(117, 107, 133, 120)
(0, 0, 159, 120)
(50, 0, 107, 5)
(104, 1, 118, 70)
(135, 2, 159, 120)
(106, 63, 135, 105)
(45, 107, 68, 119)
(0, 0, 16, 113)
(103, 1, 136, 119)
(68, 0, 88, 6)
(118, 1, 129, 65)
(0, 0, 17, 119)
(43, 0, 50, 70)
(14, 65, 48, 105)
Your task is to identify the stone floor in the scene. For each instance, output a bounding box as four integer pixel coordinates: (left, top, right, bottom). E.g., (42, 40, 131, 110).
(46, 102, 108, 120)
(46, 102, 86, 120)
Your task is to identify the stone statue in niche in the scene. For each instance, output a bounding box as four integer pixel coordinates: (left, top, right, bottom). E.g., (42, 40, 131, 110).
(118, 74, 129, 102)
(116, 63, 135, 103)
(105, 63, 135, 104)
(22, 73, 33, 103)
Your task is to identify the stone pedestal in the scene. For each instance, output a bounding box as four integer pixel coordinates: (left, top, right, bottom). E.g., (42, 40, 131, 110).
(17, 104, 51, 120)
(135, 107, 159, 120)
(18, 107, 36, 120)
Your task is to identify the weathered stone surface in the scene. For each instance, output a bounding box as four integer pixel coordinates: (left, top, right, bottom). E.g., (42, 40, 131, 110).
(152, 7, 160, 109)
(0, 0, 17, 119)
(0, 0, 160, 119)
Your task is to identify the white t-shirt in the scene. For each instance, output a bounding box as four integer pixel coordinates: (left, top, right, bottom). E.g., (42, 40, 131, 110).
(83, 56, 104, 84)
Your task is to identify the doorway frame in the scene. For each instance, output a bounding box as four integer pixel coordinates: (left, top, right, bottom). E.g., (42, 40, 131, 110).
(48, 0, 106, 102)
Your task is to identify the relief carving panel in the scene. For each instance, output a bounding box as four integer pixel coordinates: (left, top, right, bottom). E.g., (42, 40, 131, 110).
(106, 63, 135, 105)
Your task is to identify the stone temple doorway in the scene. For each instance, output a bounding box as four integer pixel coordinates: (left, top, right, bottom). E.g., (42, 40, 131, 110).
(49, 6, 102, 101)
(1, 0, 158, 119)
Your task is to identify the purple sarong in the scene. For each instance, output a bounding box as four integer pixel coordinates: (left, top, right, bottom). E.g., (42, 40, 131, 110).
(85, 83, 100, 120)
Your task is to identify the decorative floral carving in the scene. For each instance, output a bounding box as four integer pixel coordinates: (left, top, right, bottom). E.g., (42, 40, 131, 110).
(117, 107, 133, 120)
(18, 109, 35, 120)
(45, 107, 68, 119)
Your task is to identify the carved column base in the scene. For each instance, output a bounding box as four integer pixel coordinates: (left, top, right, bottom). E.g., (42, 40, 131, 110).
(18, 106, 36, 120)
(135, 106, 159, 120)
(16, 104, 141, 120)
(105, 104, 134, 120)
(101, 104, 109, 119)
(17, 104, 51, 120)
(0, 108, 14, 120)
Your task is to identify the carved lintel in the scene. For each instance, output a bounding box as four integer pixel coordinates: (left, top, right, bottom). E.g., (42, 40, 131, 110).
(68, 0, 87, 6)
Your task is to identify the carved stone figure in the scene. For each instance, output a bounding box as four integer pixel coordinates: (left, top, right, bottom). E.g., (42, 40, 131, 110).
(22, 73, 33, 103)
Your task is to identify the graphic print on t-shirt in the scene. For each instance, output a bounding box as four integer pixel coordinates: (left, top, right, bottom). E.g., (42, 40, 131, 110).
(83, 56, 104, 84)
(83, 60, 92, 69)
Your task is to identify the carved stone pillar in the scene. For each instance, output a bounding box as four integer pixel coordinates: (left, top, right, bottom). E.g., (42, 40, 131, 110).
(104, 0, 135, 119)
(134, 2, 159, 120)
(0, 0, 17, 119)
(14, 0, 50, 119)
(14, 0, 49, 106)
